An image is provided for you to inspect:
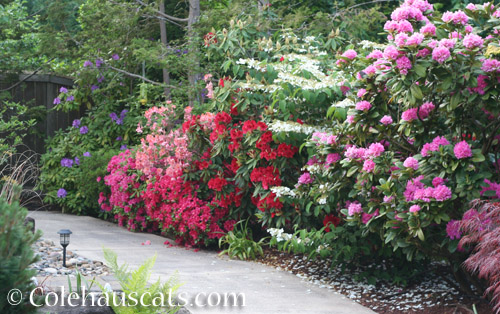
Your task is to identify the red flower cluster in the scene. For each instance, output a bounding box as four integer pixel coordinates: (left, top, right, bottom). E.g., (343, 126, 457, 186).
(228, 128, 243, 152)
(256, 192, 283, 212)
(242, 120, 267, 134)
(208, 177, 228, 191)
(250, 166, 282, 190)
(323, 214, 341, 232)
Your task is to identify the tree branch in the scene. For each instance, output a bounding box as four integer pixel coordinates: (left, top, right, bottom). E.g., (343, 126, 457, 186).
(134, 0, 189, 23)
(0, 58, 55, 92)
(105, 65, 176, 88)
(330, 0, 398, 19)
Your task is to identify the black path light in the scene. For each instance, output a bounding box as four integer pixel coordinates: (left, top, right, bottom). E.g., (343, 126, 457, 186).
(57, 229, 72, 267)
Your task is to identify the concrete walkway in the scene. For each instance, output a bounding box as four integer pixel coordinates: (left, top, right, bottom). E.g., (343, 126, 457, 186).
(29, 211, 374, 314)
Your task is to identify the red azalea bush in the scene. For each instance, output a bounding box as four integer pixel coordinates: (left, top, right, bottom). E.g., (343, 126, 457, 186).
(100, 104, 236, 246)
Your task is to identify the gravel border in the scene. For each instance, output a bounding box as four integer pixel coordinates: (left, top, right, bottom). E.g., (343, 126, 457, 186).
(256, 248, 493, 314)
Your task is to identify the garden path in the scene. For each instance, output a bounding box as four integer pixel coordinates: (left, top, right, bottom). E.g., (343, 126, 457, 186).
(29, 211, 374, 314)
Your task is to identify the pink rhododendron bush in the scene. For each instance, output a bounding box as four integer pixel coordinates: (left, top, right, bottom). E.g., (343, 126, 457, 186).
(286, 0, 500, 275)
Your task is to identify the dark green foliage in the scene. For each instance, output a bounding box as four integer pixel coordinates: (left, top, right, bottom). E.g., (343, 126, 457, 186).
(0, 0, 42, 73)
(74, 148, 117, 218)
(0, 197, 41, 313)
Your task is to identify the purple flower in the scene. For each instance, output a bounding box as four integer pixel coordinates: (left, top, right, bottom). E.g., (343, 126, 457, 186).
(80, 126, 89, 134)
(120, 145, 127, 150)
(61, 158, 74, 168)
(74, 157, 80, 166)
(115, 118, 123, 125)
(72, 119, 81, 128)
(57, 188, 67, 198)
(53, 97, 61, 105)
(116, 136, 122, 141)
(83, 152, 91, 157)
(97, 76, 105, 83)
(91, 85, 99, 91)
(66, 95, 74, 102)
(112, 54, 120, 60)
(120, 109, 128, 118)
(109, 112, 118, 121)
(83, 60, 93, 67)
(95, 58, 103, 67)
(60, 87, 68, 93)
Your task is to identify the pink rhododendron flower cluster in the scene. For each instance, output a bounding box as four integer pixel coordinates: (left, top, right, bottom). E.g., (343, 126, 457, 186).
(453, 140, 472, 159)
(362, 159, 376, 173)
(380, 115, 393, 125)
(463, 33, 484, 49)
(420, 23, 436, 36)
(421, 136, 450, 156)
(481, 59, 500, 73)
(355, 100, 372, 111)
(432, 46, 450, 64)
(404, 175, 452, 202)
(442, 10, 469, 25)
(312, 132, 337, 145)
(298, 172, 314, 185)
(409, 205, 421, 213)
(396, 56, 412, 74)
(403, 157, 419, 170)
(348, 202, 363, 216)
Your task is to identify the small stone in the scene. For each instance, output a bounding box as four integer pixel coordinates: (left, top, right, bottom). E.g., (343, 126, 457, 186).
(44, 268, 58, 275)
(68, 258, 78, 266)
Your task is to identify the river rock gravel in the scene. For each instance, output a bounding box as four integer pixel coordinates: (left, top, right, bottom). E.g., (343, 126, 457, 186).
(31, 238, 110, 277)
(256, 248, 493, 314)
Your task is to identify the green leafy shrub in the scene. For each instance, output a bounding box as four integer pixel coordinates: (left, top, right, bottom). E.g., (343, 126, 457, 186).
(219, 220, 267, 260)
(0, 197, 41, 313)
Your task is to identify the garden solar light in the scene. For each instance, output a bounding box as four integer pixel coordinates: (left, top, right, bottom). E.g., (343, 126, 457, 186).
(57, 229, 72, 267)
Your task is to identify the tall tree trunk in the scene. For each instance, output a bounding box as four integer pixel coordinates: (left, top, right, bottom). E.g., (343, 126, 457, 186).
(159, 0, 170, 98)
(187, 0, 200, 106)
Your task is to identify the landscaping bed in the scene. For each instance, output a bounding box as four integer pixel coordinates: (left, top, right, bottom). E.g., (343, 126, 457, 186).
(257, 248, 493, 314)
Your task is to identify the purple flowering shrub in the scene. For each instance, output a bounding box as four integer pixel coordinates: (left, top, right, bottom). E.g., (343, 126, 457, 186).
(292, 0, 500, 264)
(38, 95, 146, 216)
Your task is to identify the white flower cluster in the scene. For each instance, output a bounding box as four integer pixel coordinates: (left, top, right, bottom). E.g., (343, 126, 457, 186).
(302, 164, 323, 174)
(359, 40, 387, 50)
(268, 120, 329, 135)
(331, 98, 354, 108)
(235, 53, 345, 91)
(267, 228, 293, 242)
(315, 243, 330, 253)
(270, 186, 297, 198)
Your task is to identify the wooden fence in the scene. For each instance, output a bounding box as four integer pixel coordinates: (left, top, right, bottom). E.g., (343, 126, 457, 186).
(0, 74, 84, 156)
